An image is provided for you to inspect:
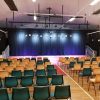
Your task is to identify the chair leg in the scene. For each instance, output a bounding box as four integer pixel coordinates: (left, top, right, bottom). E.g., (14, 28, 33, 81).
(88, 82, 91, 91)
(93, 83, 96, 96)
(78, 76, 79, 83)
(82, 77, 83, 86)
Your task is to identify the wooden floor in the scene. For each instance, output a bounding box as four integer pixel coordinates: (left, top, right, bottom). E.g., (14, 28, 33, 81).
(59, 65, 100, 100)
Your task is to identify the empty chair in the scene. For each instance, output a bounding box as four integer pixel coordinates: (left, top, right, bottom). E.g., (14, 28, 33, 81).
(47, 69, 57, 78)
(20, 76, 33, 87)
(24, 70, 34, 77)
(11, 70, 22, 79)
(12, 87, 30, 100)
(36, 69, 46, 76)
(47, 65, 54, 70)
(51, 75, 64, 85)
(54, 85, 71, 100)
(78, 68, 92, 86)
(36, 76, 49, 86)
(33, 86, 50, 100)
(5, 77, 18, 88)
(0, 88, 9, 100)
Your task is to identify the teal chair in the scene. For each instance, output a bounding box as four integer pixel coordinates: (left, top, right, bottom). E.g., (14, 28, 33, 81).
(24, 70, 34, 77)
(33, 86, 50, 100)
(0, 88, 9, 100)
(51, 75, 64, 85)
(12, 87, 30, 100)
(5, 77, 18, 88)
(47, 69, 57, 78)
(47, 65, 54, 70)
(20, 76, 33, 87)
(54, 85, 71, 100)
(78, 68, 92, 86)
(36, 69, 46, 76)
(11, 70, 22, 79)
(36, 76, 49, 86)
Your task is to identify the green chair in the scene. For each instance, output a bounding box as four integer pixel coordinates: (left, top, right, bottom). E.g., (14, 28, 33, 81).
(0, 88, 9, 100)
(54, 85, 71, 99)
(20, 76, 33, 87)
(47, 69, 57, 78)
(47, 65, 54, 70)
(78, 68, 92, 86)
(12, 87, 30, 100)
(33, 86, 50, 100)
(5, 77, 18, 88)
(11, 70, 22, 79)
(36, 69, 46, 76)
(24, 70, 34, 77)
(51, 75, 64, 85)
(36, 76, 49, 86)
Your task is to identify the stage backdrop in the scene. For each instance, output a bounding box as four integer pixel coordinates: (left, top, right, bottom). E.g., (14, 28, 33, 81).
(8, 29, 86, 56)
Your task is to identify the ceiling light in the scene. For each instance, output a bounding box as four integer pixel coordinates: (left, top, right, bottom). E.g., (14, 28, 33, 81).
(68, 17, 76, 22)
(32, 0, 36, 2)
(90, 0, 100, 6)
(33, 15, 37, 21)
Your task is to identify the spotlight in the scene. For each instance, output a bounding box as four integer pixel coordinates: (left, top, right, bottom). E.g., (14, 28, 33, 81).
(70, 35, 72, 37)
(29, 34, 31, 37)
(32, 0, 36, 2)
(33, 15, 37, 21)
(25, 34, 28, 37)
(65, 35, 67, 37)
(40, 35, 42, 37)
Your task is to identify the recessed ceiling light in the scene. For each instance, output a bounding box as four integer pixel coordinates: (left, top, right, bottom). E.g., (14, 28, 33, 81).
(32, 0, 36, 2)
(90, 0, 100, 6)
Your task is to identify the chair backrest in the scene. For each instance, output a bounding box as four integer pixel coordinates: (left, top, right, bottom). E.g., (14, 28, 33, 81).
(51, 75, 64, 85)
(5, 77, 18, 88)
(93, 68, 100, 75)
(36, 76, 49, 86)
(33, 86, 50, 100)
(0, 88, 9, 100)
(24, 70, 34, 77)
(12, 87, 30, 100)
(54, 85, 71, 99)
(47, 69, 57, 78)
(47, 65, 54, 70)
(36, 69, 46, 76)
(83, 68, 92, 76)
(20, 76, 33, 87)
(95, 74, 100, 82)
(11, 70, 22, 79)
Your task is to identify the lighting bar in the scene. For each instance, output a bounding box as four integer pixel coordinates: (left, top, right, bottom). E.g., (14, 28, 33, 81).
(90, 0, 100, 6)
(68, 17, 76, 22)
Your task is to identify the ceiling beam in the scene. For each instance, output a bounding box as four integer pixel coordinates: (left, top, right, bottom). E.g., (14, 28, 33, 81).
(4, 0, 18, 11)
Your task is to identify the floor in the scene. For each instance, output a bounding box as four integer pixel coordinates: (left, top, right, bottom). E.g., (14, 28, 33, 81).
(57, 65, 100, 100)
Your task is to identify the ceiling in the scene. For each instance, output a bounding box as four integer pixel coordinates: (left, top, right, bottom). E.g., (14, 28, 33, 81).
(0, 0, 100, 30)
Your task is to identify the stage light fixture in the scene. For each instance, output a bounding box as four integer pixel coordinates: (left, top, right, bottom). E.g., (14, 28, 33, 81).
(40, 35, 43, 37)
(68, 17, 76, 22)
(29, 34, 31, 37)
(33, 15, 37, 21)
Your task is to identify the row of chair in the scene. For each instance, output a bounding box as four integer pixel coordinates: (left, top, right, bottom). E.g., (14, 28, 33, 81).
(0, 68, 57, 79)
(0, 85, 71, 100)
(0, 75, 64, 88)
